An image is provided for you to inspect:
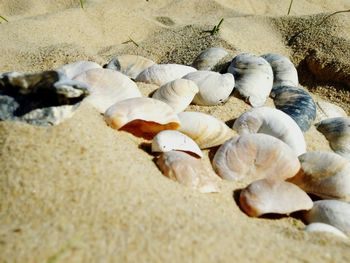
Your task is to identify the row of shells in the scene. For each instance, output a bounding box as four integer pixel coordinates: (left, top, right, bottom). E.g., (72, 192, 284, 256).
(0, 48, 349, 240)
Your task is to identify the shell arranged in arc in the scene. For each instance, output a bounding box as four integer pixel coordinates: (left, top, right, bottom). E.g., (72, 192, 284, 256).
(212, 133, 300, 182)
(305, 223, 348, 239)
(73, 68, 142, 113)
(182, 71, 234, 106)
(270, 85, 316, 132)
(152, 79, 199, 113)
(227, 53, 273, 107)
(261, 53, 298, 88)
(156, 151, 219, 193)
(56, 60, 102, 79)
(192, 47, 228, 71)
(177, 111, 235, 149)
(233, 106, 306, 156)
(239, 179, 313, 217)
(315, 100, 347, 123)
(104, 97, 180, 140)
(288, 151, 350, 201)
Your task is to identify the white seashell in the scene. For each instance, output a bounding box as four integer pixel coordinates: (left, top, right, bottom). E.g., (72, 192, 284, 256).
(56, 61, 102, 79)
(288, 151, 350, 201)
(104, 55, 155, 79)
(261, 53, 298, 88)
(156, 151, 219, 193)
(152, 130, 203, 158)
(212, 134, 300, 182)
(233, 107, 306, 156)
(182, 71, 234, 106)
(178, 111, 235, 149)
(135, 64, 197, 86)
(105, 97, 180, 140)
(192, 47, 228, 71)
(73, 68, 142, 113)
(303, 200, 350, 236)
(152, 79, 199, 113)
(227, 53, 273, 107)
(239, 179, 313, 217)
(305, 223, 348, 239)
(315, 100, 347, 123)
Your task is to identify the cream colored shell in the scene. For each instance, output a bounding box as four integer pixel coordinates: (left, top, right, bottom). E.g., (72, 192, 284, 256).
(315, 100, 347, 123)
(192, 47, 228, 71)
(305, 223, 348, 239)
(57, 60, 102, 79)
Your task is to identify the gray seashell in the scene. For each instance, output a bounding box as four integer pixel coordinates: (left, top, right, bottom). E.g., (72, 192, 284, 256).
(192, 47, 228, 71)
(227, 53, 273, 107)
(261, 53, 298, 88)
(56, 60, 102, 79)
(305, 223, 348, 239)
(239, 179, 313, 217)
(315, 100, 347, 123)
(303, 200, 350, 236)
(316, 117, 350, 159)
(104, 55, 155, 79)
(182, 71, 234, 106)
(270, 85, 316, 132)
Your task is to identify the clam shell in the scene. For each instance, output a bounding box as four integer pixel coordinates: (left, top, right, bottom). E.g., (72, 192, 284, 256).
(233, 107, 306, 156)
(227, 53, 273, 107)
(316, 117, 350, 159)
(135, 64, 197, 86)
(315, 100, 347, 123)
(177, 111, 235, 149)
(152, 130, 203, 158)
(182, 71, 234, 106)
(288, 151, 350, 201)
(192, 47, 228, 71)
(270, 85, 316, 132)
(156, 151, 219, 193)
(303, 200, 350, 236)
(305, 223, 348, 239)
(212, 134, 300, 182)
(104, 97, 180, 139)
(261, 53, 298, 88)
(239, 179, 313, 217)
(152, 79, 199, 113)
(73, 68, 142, 113)
(104, 55, 155, 79)
(56, 61, 102, 79)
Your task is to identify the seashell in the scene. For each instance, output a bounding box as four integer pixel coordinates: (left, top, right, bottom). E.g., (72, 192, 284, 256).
(152, 79, 199, 113)
(270, 85, 316, 132)
(315, 100, 347, 123)
(192, 47, 228, 71)
(305, 223, 348, 239)
(152, 130, 203, 158)
(212, 133, 300, 182)
(303, 200, 350, 236)
(73, 68, 142, 113)
(135, 64, 197, 86)
(182, 71, 234, 106)
(56, 60, 102, 79)
(105, 97, 180, 140)
(239, 179, 313, 217)
(104, 55, 155, 79)
(227, 53, 273, 107)
(315, 117, 350, 159)
(261, 53, 298, 88)
(177, 111, 235, 149)
(233, 107, 306, 156)
(156, 151, 219, 193)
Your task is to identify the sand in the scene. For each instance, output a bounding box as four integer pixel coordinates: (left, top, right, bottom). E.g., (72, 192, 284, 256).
(1, 0, 350, 262)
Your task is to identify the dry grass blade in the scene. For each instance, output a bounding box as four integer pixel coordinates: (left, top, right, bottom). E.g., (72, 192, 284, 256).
(287, 0, 294, 15)
(79, 0, 84, 9)
(0, 15, 8, 22)
(122, 37, 140, 47)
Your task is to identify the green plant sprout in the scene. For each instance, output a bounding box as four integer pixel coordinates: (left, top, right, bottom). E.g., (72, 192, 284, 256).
(210, 18, 224, 35)
(79, 0, 85, 9)
(0, 15, 8, 23)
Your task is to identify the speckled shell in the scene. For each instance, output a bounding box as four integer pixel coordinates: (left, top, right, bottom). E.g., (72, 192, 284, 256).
(227, 53, 273, 107)
(192, 47, 228, 71)
(152, 79, 199, 113)
(303, 200, 350, 235)
(73, 68, 142, 113)
(233, 107, 306, 156)
(316, 117, 350, 159)
(212, 134, 300, 182)
(177, 111, 235, 149)
(288, 151, 350, 201)
(104, 97, 180, 140)
(239, 179, 313, 217)
(315, 100, 347, 123)
(104, 55, 155, 79)
(135, 64, 197, 86)
(152, 130, 203, 158)
(182, 71, 234, 106)
(156, 151, 219, 193)
(261, 53, 298, 88)
(56, 61, 102, 79)
(305, 223, 348, 239)
(270, 85, 316, 132)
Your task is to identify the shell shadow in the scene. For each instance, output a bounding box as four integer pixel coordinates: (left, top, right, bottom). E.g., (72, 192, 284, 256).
(225, 118, 236, 128)
(208, 145, 220, 163)
(138, 142, 153, 156)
